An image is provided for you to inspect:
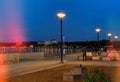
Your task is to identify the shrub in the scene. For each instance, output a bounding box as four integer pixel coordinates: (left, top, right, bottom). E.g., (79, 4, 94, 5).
(83, 69, 111, 82)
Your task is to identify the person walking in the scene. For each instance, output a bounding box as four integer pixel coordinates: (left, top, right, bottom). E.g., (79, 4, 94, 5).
(91, 46, 95, 56)
(82, 46, 87, 61)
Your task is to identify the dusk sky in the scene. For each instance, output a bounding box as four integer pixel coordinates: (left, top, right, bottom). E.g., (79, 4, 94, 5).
(0, 0, 120, 42)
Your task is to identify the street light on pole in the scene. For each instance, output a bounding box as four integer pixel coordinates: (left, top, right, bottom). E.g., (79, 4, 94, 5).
(114, 35, 118, 40)
(95, 28, 101, 55)
(114, 36, 118, 49)
(95, 28, 101, 41)
(57, 12, 66, 63)
(107, 33, 112, 41)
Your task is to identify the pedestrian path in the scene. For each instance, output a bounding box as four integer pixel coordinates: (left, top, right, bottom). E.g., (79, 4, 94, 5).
(67, 61, 120, 67)
(0, 60, 65, 80)
(0, 58, 120, 80)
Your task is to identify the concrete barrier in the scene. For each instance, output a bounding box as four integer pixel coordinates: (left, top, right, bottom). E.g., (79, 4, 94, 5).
(86, 52, 93, 56)
(65, 53, 82, 57)
(102, 57, 115, 61)
(92, 56, 101, 61)
(78, 57, 83, 61)
(0, 52, 44, 64)
(0, 53, 19, 64)
(19, 52, 44, 60)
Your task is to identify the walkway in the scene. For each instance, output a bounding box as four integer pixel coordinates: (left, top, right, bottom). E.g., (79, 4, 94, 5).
(67, 61, 120, 67)
(0, 57, 120, 80)
(0, 59, 65, 80)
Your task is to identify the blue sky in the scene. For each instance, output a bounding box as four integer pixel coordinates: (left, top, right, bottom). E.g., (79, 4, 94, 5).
(0, 0, 120, 42)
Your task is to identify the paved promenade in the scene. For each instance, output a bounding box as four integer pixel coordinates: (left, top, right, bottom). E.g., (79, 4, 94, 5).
(1, 57, 120, 80)
(67, 61, 120, 67)
(0, 59, 65, 80)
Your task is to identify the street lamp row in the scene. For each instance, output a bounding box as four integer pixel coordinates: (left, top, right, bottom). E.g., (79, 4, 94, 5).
(56, 11, 119, 63)
(95, 28, 119, 55)
(107, 33, 118, 40)
(95, 28, 118, 41)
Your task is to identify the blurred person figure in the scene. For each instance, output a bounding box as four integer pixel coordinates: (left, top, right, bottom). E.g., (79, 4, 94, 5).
(82, 46, 87, 61)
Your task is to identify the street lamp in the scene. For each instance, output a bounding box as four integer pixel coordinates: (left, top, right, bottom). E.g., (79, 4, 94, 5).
(57, 12, 66, 63)
(114, 36, 118, 49)
(95, 28, 101, 55)
(107, 33, 112, 41)
(95, 28, 101, 41)
(114, 36, 118, 40)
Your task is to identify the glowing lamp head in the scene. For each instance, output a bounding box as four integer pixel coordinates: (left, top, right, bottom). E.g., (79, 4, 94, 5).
(108, 33, 112, 37)
(95, 28, 101, 33)
(57, 12, 66, 19)
(114, 36, 118, 39)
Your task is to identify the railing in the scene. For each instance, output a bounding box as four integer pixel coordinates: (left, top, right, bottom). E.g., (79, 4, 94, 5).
(0, 47, 83, 56)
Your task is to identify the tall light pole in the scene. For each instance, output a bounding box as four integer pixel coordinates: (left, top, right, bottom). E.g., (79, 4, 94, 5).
(95, 28, 101, 55)
(57, 12, 66, 63)
(114, 36, 118, 49)
(114, 35, 118, 40)
(107, 33, 112, 49)
(107, 33, 112, 41)
(63, 36, 65, 46)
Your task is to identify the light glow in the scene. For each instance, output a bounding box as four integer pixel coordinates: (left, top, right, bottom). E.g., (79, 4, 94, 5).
(0, 1, 26, 81)
(114, 36, 118, 39)
(57, 12, 66, 19)
(95, 28, 101, 33)
(108, 33, 112, 37)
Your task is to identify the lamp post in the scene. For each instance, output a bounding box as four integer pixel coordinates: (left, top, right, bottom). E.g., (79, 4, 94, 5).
(95, 28, 101, 55)
(114, 36, 118, 40)
(57, 12, 66, 63)
(107, 33, 112, 41)
(107, 33, 112, 49)
(63, 36, 65, 46)
(114, 36, 118, 49)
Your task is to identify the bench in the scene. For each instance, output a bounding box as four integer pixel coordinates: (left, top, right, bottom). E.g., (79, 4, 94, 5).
(92, 56, 101, 61)
(63, 65, 87, 81)
(78, 56, 92, 61)
(102, 57, 115, 61)
(63, 72, 81, 81)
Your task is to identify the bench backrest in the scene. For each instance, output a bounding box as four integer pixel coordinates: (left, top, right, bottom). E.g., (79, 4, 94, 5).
(73, 67, 87, 73)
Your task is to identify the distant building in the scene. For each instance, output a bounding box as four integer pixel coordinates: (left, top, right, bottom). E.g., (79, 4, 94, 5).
(37, 39, 58, 46)
(44, 40, 52, 45)
(37, 41, 45, 45)
(50, 39, 58, 44)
